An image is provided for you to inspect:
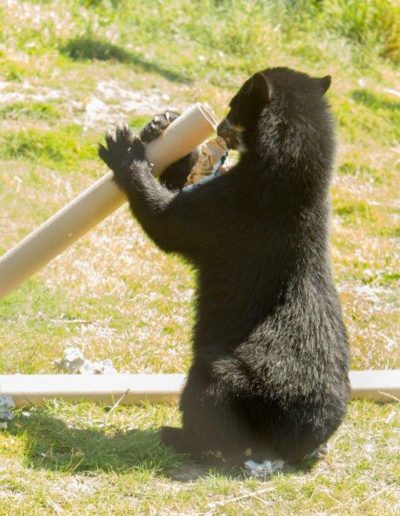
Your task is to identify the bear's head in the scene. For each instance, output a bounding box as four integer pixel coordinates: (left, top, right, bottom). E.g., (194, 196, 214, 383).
(217, 67, 332, 165)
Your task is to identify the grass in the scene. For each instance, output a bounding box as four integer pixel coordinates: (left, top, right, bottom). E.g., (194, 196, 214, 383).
(0, 102, 62, 122)
(0, 126, 96, 168)
(0, 401, 399, 513)
(0, 0, 399, 513)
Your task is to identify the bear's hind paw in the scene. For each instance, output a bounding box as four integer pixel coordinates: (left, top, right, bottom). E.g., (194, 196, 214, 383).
(160, 426, 189, 455)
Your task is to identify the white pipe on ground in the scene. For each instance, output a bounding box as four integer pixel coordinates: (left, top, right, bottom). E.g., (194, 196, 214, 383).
(0, 374, 186, 407)
(0, 370, 398, 407)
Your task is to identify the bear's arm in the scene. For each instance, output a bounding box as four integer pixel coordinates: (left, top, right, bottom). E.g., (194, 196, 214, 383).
(158, 150, 200, 191)
(139, 110, 199, 191)
(120, 158, 234, 258)
(99, 126, 235, 258)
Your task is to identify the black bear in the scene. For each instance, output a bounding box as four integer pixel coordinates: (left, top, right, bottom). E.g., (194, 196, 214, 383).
(99, 66, 350, 470)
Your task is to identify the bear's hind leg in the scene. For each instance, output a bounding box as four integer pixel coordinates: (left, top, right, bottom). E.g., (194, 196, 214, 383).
(178, 373, 258, 465)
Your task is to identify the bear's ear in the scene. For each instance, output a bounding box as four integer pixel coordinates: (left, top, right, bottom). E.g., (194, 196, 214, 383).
(250, 72, 272, 103)
(242, 72, 272, 103)
(318, 75, 331, 95)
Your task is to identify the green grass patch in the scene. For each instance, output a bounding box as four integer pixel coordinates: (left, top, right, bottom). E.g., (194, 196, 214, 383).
(334, 201, 379, 226)
(0, 400, 397, 502)
(338, 161, 382, 182)
(0, 57, 31, 81)
(280, 0, 400, 65)
(0, 125, 96, 168)
(379, 271, 400, 285)
(128, 115, 153, 131)
(0, 278, 65, 322)
(0, 102, 62, 122)
(351, 88, 400, 140)
(0, 279, 72, 374)
(8, 406, 180, 473)
(335, 94, 399, 144)
(351, 89, 400, 112)
(322, 0, 400, 63)
(378, 226, 400, 239)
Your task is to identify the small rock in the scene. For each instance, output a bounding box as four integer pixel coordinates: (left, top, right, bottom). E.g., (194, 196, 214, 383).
(0, 395, 15, 429)
(54, 347, 117, 374)
(244, 459, 285, 478)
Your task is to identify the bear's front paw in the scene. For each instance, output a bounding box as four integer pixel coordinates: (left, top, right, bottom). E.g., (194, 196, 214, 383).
(98, 123, 134, 171)
(140, 111, 180, 143)
(99, 124, 148, 188)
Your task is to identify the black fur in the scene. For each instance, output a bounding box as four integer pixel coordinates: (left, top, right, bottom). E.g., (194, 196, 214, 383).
(98, 67, 350, 467)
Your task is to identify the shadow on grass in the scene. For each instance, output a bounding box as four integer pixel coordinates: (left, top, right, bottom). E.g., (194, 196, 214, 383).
(60, 36, 191, 84)
(8, 408, 322, 482)
(8, 409, 231, 481)
(351, 89, 400, 112)
(9, 409, 182, 474)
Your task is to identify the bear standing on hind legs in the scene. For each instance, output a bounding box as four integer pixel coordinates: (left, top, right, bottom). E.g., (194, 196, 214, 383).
(99, 67, 350, 473)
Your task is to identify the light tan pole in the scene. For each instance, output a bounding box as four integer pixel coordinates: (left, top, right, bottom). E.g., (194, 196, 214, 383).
(0, 104, 218, 298)
(0, 370, 399, 407)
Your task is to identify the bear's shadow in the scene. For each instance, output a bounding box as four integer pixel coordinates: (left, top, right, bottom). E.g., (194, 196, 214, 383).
(8, 409, 216, 481)
(8, 409, 318, 481)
